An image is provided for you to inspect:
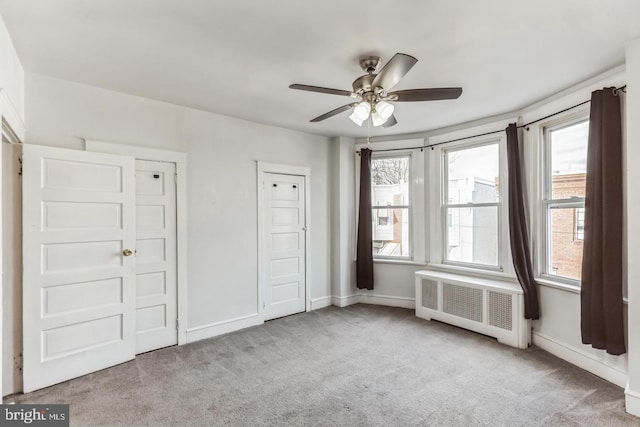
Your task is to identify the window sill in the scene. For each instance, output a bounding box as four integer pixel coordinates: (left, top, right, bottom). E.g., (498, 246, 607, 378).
(426, 263, 518, 283)
(531, 278, 628, 305)
(535, 278, 580, 294)
(373, 258, 427, 266)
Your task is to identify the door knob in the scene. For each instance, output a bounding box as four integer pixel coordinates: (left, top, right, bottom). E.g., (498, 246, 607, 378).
(122, 249, 134, 257)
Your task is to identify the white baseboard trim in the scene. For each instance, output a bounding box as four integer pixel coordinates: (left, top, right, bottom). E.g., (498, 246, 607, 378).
(532, 331, 627, 388)
(331, 294, 359, 307)
(357, 293, 416, 309)
(330, 293, 415, 309)
(310, 296, 332, 310)
(625, 387, 640, 416)
(186, 313, 263, 344)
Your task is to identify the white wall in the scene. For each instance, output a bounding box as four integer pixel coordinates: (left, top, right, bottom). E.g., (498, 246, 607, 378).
(0, 13, 24, 136)
(25, 75, 188, 152)
(625, 38, 640, 415)
(182, 107, 331, 327)
(4, 72, 332, 394)
(330, 136, 357, 305)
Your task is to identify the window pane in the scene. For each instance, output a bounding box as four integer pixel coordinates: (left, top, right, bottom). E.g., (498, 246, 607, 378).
(373, 207, 409, 257)
(548, 206, 584, 280)
(371, 156, 411, 259)
(447, 144, 499, 204)
(445, 206, 498, 266)
(371, 157, 409, 206)
(550, 121, 588, 200)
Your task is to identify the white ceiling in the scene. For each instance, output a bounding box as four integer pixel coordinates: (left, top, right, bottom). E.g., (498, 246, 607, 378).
(1, 0, 639, 138)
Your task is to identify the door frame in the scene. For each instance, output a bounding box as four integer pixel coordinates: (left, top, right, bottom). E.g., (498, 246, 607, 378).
(85, 140, 188, 345)
(1, 90, 26, 399)
(256, 161, 311, 319)
(2, 119, 22, 396)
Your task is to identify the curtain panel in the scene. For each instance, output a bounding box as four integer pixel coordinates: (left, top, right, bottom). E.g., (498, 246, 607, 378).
(581, 88, 625, 355)
(506, 123, 540, 320)
(356, 148, 374, 290)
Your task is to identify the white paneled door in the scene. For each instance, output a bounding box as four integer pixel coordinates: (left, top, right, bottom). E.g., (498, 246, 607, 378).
(263, 173, 306, 321)
(134, 160, 177, 354)
(22, 145, 136, 392)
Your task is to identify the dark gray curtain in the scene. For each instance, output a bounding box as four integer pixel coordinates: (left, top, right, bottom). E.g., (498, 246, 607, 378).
(506, 123, 540, 320)
(581, 88, 625, 355)
(356, 148, 374, 290)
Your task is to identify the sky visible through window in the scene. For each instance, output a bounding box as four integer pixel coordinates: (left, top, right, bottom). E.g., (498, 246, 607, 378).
(448, 144, 499, 185)
(551, 121, 589, 175)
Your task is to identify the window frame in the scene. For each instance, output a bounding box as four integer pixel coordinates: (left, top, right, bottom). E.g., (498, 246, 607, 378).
(370, 153, 413, 261)
(441, 139, 504, 271)
(354, 143, 426, 265)
(539, 116, 589, 287)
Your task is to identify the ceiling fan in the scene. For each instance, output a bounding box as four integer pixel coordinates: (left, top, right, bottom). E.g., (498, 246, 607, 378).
(289, 53, 463, 128)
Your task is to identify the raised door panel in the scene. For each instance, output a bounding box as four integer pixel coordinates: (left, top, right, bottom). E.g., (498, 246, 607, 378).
(22, 144, 136, 393)
(134, 160, 177, 354)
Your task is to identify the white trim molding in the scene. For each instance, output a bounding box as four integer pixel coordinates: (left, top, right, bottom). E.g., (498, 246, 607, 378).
(332, 294, 359, 307)
(357, 292, 415, 309)
(84, 139, 189, 345)
(532, 331, 628, 388)
(0, 90, 25, 142)
(186, 314, 263, 344)
(625, 388, 640, 417)
(310, 297, 332, 310)
(331, 293, 415, 309)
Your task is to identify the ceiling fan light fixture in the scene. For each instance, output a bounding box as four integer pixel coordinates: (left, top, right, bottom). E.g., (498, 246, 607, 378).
(371, 101, 394, 126)
(349, 101, 371, 126)
(289, 52, 463, 129)
(376, 101, 394, 120)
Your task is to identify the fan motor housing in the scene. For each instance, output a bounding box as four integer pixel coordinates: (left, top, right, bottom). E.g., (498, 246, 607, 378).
(359, 56, 381, 73)
(352, 74, 376, 95)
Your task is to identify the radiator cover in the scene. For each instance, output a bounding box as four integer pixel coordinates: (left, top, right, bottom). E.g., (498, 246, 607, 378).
(415, 270, 531, 349)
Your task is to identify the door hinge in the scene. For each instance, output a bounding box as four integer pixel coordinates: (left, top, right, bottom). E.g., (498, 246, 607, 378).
(175, 319, 179, 330)
(18, 156, 22, 176)
(15, 352, 23, 373)
(174, 173, 178, 184)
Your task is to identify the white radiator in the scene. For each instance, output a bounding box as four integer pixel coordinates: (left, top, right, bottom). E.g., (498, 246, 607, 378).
(415, 270, 531, 349)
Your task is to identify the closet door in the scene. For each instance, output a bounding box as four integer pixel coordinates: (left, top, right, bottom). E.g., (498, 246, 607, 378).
(22, 144, 136, 392)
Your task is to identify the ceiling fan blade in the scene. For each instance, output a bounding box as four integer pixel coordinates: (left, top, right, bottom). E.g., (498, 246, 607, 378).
(310, 103, 357, 122)
(371, 53, 418, 92)
(289, 84, 354, 97)
(382, 115, 397, 128)
(389, 88, 463, 102)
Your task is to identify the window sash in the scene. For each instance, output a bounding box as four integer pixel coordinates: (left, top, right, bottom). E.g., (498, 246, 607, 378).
(371, 155, 412, 260)
(541, 118, 589, 286)
(372, 206, 412, 260)
(442, 205, 501, 268)
(372, 205, 410, 209)
(542, 199, 585, 284)
(543, 119, 589, 201)
(442, 142, 502, 269)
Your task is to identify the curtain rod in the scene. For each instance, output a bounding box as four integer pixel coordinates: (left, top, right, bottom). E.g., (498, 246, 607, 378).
(357, 85, 626, 154)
